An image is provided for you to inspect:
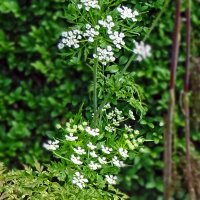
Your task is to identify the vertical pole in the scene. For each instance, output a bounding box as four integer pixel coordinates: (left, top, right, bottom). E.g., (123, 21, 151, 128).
(183, 0, 196, 199)
(164, 0, 181, 199)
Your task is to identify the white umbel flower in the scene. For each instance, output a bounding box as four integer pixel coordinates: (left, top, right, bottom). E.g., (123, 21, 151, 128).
(112, 156, 125, 167)
(109, 31, 125, 49)
(98, 157, 107, 164)
(83, 24, 99, 43)
(43, 140, 59, 151)
(129, 110, 135, 120)
(93, 46, 116, 65)
(80, 0, 100, 11)
(105, 175, 118, 185)
(90, 151, 98, 158)
(73, 147, 86, 155)
(117, 6, 139, 22)
(70, 155, 83, 165)
(65, 133, 78, 141)
(72, 172, 88, 189)
(85, 126, 100, 136)
(125, 124, 133, 132)
(98, 15, 115, 34)
(105, 124, 116, 133)
(133, 40, 151, 61)
(118, 148, 129, 158)
(58, 29, 82, 49)
(88, 161, 101, 170)
(101, 145, 112, 154)
(87, 142, 96, 150)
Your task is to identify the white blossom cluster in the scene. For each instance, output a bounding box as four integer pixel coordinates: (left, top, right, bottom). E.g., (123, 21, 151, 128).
(85, 126, 100, 136)
(105, 107, 125, 132)
(133, 40, 151, 61)
(45, 106, 143, 189)
(43, 139, 59, 151)
(77, 0, 100, 11)
(58, 30, 82, 49)
(112, 156, 125, 167)
(93, 46, 115, 65)
(98, 15, 115, 34)
(72, 172, 88, 189)
(105, 175, 118, 185)
(117, 6, 139, 22)
(83, 24, 99, 43)
(109, 31, 125, 49)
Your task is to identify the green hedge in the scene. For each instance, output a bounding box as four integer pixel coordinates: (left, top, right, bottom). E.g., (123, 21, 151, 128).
(0, 0, 91, 167)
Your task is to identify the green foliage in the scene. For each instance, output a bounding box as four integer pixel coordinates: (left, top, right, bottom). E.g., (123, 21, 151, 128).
(0, 162, 128, 200)
(0, 0, 91, 167)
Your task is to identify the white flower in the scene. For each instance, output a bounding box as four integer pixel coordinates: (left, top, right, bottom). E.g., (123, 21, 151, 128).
(57, 43, 65, 49)
(85, 126, 100, 137)
(93, 46, 116, 65)
(129, 110, 135, 120)
(58, 29, 82, 49)
(105, 124, 116, 133)
(98, 157, 107, 164)
(72, 172, 88, 189)
(90, 151, 98, 158)
(125, 124, 133, 132)
(70, 155, 83, 165)
(43, 140, 59, 151)
(78, 124, 84, 131)
(133, 40, 151, 61)
(88, 161, 101, 170)
(117, 6, 139, 22)
(98, 16, 115, 33)
(101, 145, 112, 154)
(65, 133, 78, 141)
(83, 24, 99, 43)
(134, 130, 140, 135)
(77, 4, 83, 9)
(105, 175, 118, 185)
(80, 0, 100, 11)
(87, 142, 96, 150)
(104, 103, 111, 109)
(74, 147, 86, 155)
(56, 124, 62, 129)
(112, 156, 125, 167)
(109, 31, 125, 49)
(118, 148, 129, 158)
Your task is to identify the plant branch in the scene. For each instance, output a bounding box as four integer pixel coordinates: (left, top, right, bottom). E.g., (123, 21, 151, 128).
(183, 0, 196, 199)
(164, 1, 181, 199)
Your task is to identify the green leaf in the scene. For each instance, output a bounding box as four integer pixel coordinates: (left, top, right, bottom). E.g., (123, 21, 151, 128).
(106, 65, 119, 73)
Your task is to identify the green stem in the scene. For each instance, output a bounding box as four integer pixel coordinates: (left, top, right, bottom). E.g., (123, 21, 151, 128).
(92, 0, 170, 123)
(93, 58, 98, 127)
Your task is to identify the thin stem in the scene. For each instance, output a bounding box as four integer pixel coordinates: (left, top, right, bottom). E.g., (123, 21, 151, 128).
(164, 0, 181, 199)
(93, 58, 98, 127)
(183, 0, 196, 199)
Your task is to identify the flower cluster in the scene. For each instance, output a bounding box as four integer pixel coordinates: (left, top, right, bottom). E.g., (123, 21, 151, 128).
(133, 40, 151, 61)
(72, 172, 88, 189)
(105, 107, 125, 132)
(105, 175, 118, 185)
(78, 0, 100, 11)
(83, 24, 99, 43)
(43, 139, 59, 151)
(98, 15, 115, 34)
(58, 30, 82, 49)
(93, 46, 115, 65)
(44, 102, 145, 189)
(117, 6, 139, 22)
(109, 31, 125, 49)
